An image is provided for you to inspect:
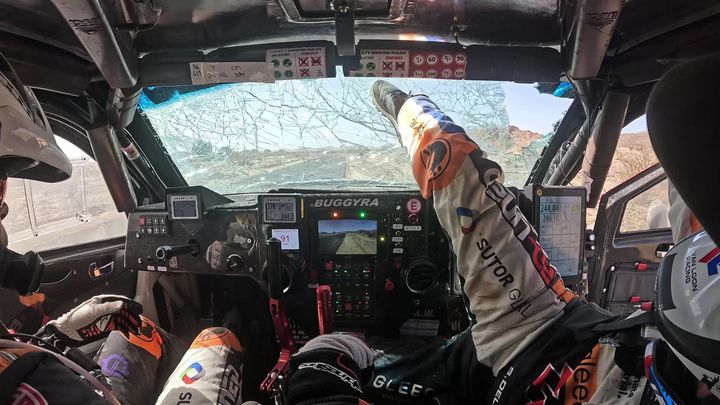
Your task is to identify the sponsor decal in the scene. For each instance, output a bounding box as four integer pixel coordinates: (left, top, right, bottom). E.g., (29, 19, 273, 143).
(699, 247, 720, 276)
(371, 375, 435, 398)
(177, 392, 192, 404)
(301, 360, 362, 393)
(526, 363, 574, 405)
(100, 354, 130, 379)
(420, 139, 451, 181)
(217, 364, 241, 405)
(456, 207, 477, 234)
(484, 182, 573, 303)
(11, 383, 48, 405)
(68, 18, 103, 35)
(311, 198, 380, 208)
(492, 366, 513, 405)
(584, 11, 619, 31)
(181, 362, 205, 384)
(125, 316, 163, 360)
(564, 345, 600, 404)
(685, 251, 700, 292)
(701, 375, 719, 391)
(615, 374, 642, 400)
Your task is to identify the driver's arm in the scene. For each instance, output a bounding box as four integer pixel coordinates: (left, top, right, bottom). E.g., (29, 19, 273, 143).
(396, 96, 575, 373)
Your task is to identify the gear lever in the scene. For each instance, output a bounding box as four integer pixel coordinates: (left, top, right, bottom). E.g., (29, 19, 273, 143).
(261, 238, 296, 393)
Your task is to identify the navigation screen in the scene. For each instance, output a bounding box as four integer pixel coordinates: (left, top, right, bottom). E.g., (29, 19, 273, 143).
(171, 195, 199, 219)
(317, 220, 377, 255)
(537, 195, 583, 278)
(264, 197, 296, 223)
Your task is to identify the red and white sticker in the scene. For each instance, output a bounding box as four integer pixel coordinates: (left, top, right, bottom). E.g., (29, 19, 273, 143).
(266, 47, 327, 80)
(406, 198, 422, 214)
(349, 50, 410, 78)
(410, 51, 466, 80)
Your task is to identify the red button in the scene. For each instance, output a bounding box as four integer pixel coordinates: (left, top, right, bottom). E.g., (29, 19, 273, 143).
(139, 217, 146, 226)
(384, 278, 395, 291)
(343, 303, 353, 311)
(408, 214, 419, 224)
(324, 260, 334, 271)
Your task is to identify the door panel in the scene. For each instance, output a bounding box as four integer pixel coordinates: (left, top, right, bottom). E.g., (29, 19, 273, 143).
(38, 237, 135, 318)
(587, 163, 674, 313)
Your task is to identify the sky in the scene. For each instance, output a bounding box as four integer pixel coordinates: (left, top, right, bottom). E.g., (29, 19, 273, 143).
(318, 219, 377, 233)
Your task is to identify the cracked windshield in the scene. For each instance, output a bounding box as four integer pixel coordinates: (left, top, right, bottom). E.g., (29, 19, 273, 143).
(140, 72, 572, 194)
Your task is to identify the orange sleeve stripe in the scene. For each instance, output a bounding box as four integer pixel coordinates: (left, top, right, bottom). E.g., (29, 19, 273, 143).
(411, 131, 479, 199)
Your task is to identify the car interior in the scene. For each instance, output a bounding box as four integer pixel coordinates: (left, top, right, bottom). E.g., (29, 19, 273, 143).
(1, 0, 719, 403)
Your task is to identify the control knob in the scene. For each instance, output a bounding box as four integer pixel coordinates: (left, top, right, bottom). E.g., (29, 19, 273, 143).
(403, 259, 439, 294)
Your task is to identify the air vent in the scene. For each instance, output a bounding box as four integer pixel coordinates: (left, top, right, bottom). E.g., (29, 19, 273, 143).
(404, 259, 438, 294)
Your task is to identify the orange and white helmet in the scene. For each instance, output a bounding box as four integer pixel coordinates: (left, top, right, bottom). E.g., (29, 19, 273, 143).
(0, 52, 71, 182)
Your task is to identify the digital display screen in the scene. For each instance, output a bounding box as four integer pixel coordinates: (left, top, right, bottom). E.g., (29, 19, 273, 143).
(317, 220, 377, 255)
(272, 228, 300, 250)
(537, 195, 583, 278)
(171, 195, 199, 219)
(264, 197, 296, 223)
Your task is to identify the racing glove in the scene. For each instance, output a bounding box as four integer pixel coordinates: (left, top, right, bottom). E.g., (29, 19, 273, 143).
(284, 334, 375, 404)
(37, 294, 142, 349)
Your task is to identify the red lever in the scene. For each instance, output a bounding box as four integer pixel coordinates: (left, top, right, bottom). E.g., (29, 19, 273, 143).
(316, 285, 333, 335)
(261, 298, 296, 392)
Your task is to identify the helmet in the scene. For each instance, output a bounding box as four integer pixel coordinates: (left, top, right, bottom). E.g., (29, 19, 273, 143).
(646, 230, 720, 403)
(0, 52, 72, 182)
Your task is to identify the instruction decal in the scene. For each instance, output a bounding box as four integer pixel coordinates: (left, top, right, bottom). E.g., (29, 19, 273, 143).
(266, 47, 327, 80)
(190, 62, 273, 85)
(350, 50, 466, 80)
(349, 50, 410, 78)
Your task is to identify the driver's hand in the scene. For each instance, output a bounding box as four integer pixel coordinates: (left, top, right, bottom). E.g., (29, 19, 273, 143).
(37, 294, 142, 348)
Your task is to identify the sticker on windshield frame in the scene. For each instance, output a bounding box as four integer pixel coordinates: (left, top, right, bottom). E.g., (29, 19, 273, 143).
(190, 62, 274, 85)
(349, 49, 466, 80)
(266, 47, 328, 80)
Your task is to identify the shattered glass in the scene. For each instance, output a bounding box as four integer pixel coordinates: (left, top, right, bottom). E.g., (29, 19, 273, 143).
(141, 75, 566, 194)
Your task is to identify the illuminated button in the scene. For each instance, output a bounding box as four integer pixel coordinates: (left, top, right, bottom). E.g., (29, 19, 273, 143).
(153, 227, 160, 234)
(408, 214, 419, 224)
(159, 217, 167, 225)
(152, 217, 159, 225)
(139, 217, 147, 226)
(160, 227, 168, 234)
(384, 278, 396, 291)
(394, 217, 402, 223)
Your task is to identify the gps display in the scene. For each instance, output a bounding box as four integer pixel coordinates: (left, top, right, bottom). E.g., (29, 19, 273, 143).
(170, 195, 199, 219)
(317, 220, 377, 255)
(263, 196, 296, 223)
(536, 193, 585, 278)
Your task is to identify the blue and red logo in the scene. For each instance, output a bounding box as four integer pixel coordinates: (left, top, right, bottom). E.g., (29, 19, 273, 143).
(699, 247, 720, 276)
(181, 362, 205, 384)
(456, 207, 477, 234)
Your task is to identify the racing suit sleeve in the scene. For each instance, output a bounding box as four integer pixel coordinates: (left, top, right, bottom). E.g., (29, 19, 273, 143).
(396, 96, 576, 374)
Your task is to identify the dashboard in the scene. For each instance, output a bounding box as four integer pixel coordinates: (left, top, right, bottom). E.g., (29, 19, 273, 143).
(125, 186, 457, 336)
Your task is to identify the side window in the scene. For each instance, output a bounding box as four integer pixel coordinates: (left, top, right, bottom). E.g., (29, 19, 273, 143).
(582, 115, 660, 229)
(619, 179, 670, 233)
(4, 138, 128, 253)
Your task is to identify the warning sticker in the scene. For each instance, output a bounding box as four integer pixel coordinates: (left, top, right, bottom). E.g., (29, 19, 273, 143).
(266, 47, 327, 80)
(349, 50, 410, 78)
(410, 51, 466, 80)
(189, 62, 274, 85)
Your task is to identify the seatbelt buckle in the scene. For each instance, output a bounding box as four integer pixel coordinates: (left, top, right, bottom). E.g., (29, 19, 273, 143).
(316, 285, 333, 335)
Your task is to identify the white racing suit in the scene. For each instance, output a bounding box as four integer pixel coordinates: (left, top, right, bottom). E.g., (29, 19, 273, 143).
(343, 96, 661, 404)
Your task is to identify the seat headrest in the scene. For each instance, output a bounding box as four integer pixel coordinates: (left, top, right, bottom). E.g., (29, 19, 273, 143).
(647, 54, 720, 245)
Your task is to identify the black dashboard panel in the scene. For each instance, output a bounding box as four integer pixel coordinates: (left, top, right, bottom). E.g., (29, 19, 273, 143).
(125, 187, 455, 335)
